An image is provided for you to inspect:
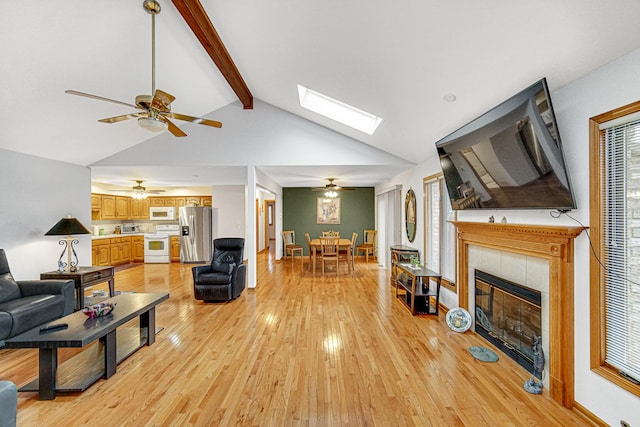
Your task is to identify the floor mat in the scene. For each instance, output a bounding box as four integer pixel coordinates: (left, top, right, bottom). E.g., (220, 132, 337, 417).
(468, 346, 499, 362)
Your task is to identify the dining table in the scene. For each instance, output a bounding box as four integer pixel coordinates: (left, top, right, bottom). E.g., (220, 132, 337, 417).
(309, 238, 354, 275)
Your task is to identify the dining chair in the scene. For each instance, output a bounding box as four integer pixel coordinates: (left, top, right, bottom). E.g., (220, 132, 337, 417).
(319, 236, 340, 276)
(349, 232, 358, 272)
(339, 232, 358, 273)
(282, 230, 304, 264)
(305, 232, 314, 271)
(356, 229, 377, 263)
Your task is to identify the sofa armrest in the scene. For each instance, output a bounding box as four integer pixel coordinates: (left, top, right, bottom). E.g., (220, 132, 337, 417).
(0, 381, 17, 427)
(18, 279, 75, 315)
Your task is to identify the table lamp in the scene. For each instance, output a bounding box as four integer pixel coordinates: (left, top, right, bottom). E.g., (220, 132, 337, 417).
(45, 215, 91, 272)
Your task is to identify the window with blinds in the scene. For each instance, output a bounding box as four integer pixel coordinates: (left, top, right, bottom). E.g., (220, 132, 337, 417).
(590, 102, 640, 396)
(424, 175, 456, 289)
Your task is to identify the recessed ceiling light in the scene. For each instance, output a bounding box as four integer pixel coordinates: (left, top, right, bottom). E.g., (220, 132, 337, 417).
(443, 93, 457, 103)
(297, 84, 382, 135)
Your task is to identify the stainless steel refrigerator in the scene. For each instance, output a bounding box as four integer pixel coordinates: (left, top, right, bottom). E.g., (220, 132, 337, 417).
(179, 206, 213, 263)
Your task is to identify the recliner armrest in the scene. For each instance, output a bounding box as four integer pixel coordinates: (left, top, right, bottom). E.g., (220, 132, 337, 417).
(17, 279, 75, 315)
(192, 265, 212, 280)
(231, 263, 247, 292)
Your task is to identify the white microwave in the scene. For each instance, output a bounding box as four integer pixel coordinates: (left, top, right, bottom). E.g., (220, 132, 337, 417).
(149, 206, 175, 221)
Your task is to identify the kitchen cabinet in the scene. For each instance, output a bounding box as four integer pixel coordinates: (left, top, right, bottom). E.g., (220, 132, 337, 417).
(92, 239, 111, 266)
(101, 195, 129, 220)
(109, 237, 132, 266)
(91, 194, 101, 210)
(92, 193, 210, 220)
(130, 198, 150, 219)
(170, 236, 180, 262)
(132, 236, 144, 262)
(115, 197, 129, 220)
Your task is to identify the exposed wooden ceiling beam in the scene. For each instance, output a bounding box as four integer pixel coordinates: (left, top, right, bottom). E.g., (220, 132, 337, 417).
(172, 0, 253, 109)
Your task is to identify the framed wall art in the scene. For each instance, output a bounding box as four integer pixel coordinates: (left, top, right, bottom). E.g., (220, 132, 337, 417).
(317, 197, 341, 224)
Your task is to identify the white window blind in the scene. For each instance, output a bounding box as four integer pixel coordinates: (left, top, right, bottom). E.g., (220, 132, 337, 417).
(424, 176, 456, 283)
(601, 117, 640, 382)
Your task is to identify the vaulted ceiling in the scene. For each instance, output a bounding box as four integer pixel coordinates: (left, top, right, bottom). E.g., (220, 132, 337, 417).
(2, 1, 640, 190)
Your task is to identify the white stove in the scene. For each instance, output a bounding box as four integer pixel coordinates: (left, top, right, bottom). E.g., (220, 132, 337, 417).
(144, 225, 180, 263)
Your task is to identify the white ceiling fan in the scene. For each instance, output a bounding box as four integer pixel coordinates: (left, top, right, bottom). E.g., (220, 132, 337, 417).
(65, 0, 221, 137)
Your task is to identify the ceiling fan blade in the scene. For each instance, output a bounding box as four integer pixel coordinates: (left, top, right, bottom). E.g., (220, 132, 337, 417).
(99, 112, 146, 124)
(151, 89, 176, 111)
(158, 116, 187, 137)
(166, 112, 222, 128)
(65, 90, 139, 110)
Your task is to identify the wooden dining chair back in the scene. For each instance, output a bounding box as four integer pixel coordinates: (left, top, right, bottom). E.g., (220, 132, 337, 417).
(356, 229, 377, 263)
(282, 230, 304, 264)
(319, 236, 340, 275)
(305, 232, 314, 270)
(345, 232, 358, 273)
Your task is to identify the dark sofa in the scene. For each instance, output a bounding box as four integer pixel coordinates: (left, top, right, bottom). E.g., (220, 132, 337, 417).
(0, 249, 75, 344)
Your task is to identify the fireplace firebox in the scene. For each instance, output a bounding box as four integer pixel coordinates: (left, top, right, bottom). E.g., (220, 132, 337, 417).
(474, 270, 542, 378)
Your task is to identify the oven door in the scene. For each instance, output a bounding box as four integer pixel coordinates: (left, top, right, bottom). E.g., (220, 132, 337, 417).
(144, 234, 170, 263)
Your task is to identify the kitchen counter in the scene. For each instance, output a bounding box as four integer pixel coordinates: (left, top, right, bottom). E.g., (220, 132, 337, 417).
(92, 233, 146, 240)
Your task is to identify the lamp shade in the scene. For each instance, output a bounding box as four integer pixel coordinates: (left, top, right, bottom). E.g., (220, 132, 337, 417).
(45, 215, 91, 236)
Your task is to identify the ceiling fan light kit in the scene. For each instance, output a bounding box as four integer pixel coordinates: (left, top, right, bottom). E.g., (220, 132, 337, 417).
(312, 178, 356, 197)
(138, 116, 168, 133)
(65, 0, 222, 137)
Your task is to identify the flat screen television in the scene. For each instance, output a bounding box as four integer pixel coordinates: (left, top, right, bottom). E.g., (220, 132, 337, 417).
(436, 78, 576, 211)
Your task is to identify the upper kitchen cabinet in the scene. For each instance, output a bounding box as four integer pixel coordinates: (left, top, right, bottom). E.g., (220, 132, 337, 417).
(130, 198, 150, 220)
(149, 198, 166, 207)
(101, 195, 129, 220)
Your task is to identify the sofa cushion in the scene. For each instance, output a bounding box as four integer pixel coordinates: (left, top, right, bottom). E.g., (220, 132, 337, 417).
(0, 272, 21, 304)
(0, 294, 65, 337)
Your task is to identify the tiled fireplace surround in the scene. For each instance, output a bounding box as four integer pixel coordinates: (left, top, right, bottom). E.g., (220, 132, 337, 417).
(452, 222, 584, 409)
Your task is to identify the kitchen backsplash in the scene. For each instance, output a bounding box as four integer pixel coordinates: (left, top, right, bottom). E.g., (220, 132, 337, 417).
(91, 220, 178, 236)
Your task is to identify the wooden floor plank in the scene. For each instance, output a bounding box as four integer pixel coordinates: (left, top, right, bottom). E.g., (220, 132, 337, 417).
(0, 249, 593, 426)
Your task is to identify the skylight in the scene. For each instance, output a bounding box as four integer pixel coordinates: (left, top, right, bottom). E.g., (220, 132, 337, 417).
(297, 85, 382, 135)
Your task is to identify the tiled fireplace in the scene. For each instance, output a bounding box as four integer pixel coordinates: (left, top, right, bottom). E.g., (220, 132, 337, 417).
(452, 221, 583, 409)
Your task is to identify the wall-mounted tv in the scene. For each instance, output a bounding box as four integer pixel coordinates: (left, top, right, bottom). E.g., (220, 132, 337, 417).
(436, 78, 576, 211)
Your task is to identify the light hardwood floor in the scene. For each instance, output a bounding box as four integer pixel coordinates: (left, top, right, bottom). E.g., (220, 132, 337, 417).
(0, 250, 594, 426)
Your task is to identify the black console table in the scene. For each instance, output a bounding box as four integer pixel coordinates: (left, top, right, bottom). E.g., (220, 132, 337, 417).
(390, 245, 420, 287)
(394, 263, 441, 315)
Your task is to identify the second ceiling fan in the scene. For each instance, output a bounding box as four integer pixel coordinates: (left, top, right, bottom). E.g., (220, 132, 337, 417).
(66, 0, 221, 137)
(312, 178, 356, 197)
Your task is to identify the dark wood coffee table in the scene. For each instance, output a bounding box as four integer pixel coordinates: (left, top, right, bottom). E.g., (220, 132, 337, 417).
(4, 292, 169, 400)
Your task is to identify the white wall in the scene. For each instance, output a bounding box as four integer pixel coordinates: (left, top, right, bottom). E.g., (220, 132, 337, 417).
(211, 185, 246, 239)
(378, 48, 640, 425)
(0, 148, 91, 279)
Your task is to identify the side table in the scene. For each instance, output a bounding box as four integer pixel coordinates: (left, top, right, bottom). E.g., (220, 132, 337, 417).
(394, 263, 441, 315)
(390, 245, 419, 287)
(40, 266, 115, 310)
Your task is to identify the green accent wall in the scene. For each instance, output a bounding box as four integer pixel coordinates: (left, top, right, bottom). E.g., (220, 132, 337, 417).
(283, 187, 375, 255)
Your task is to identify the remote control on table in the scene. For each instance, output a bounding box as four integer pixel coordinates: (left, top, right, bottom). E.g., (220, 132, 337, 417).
(39, 323, 68, 333)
